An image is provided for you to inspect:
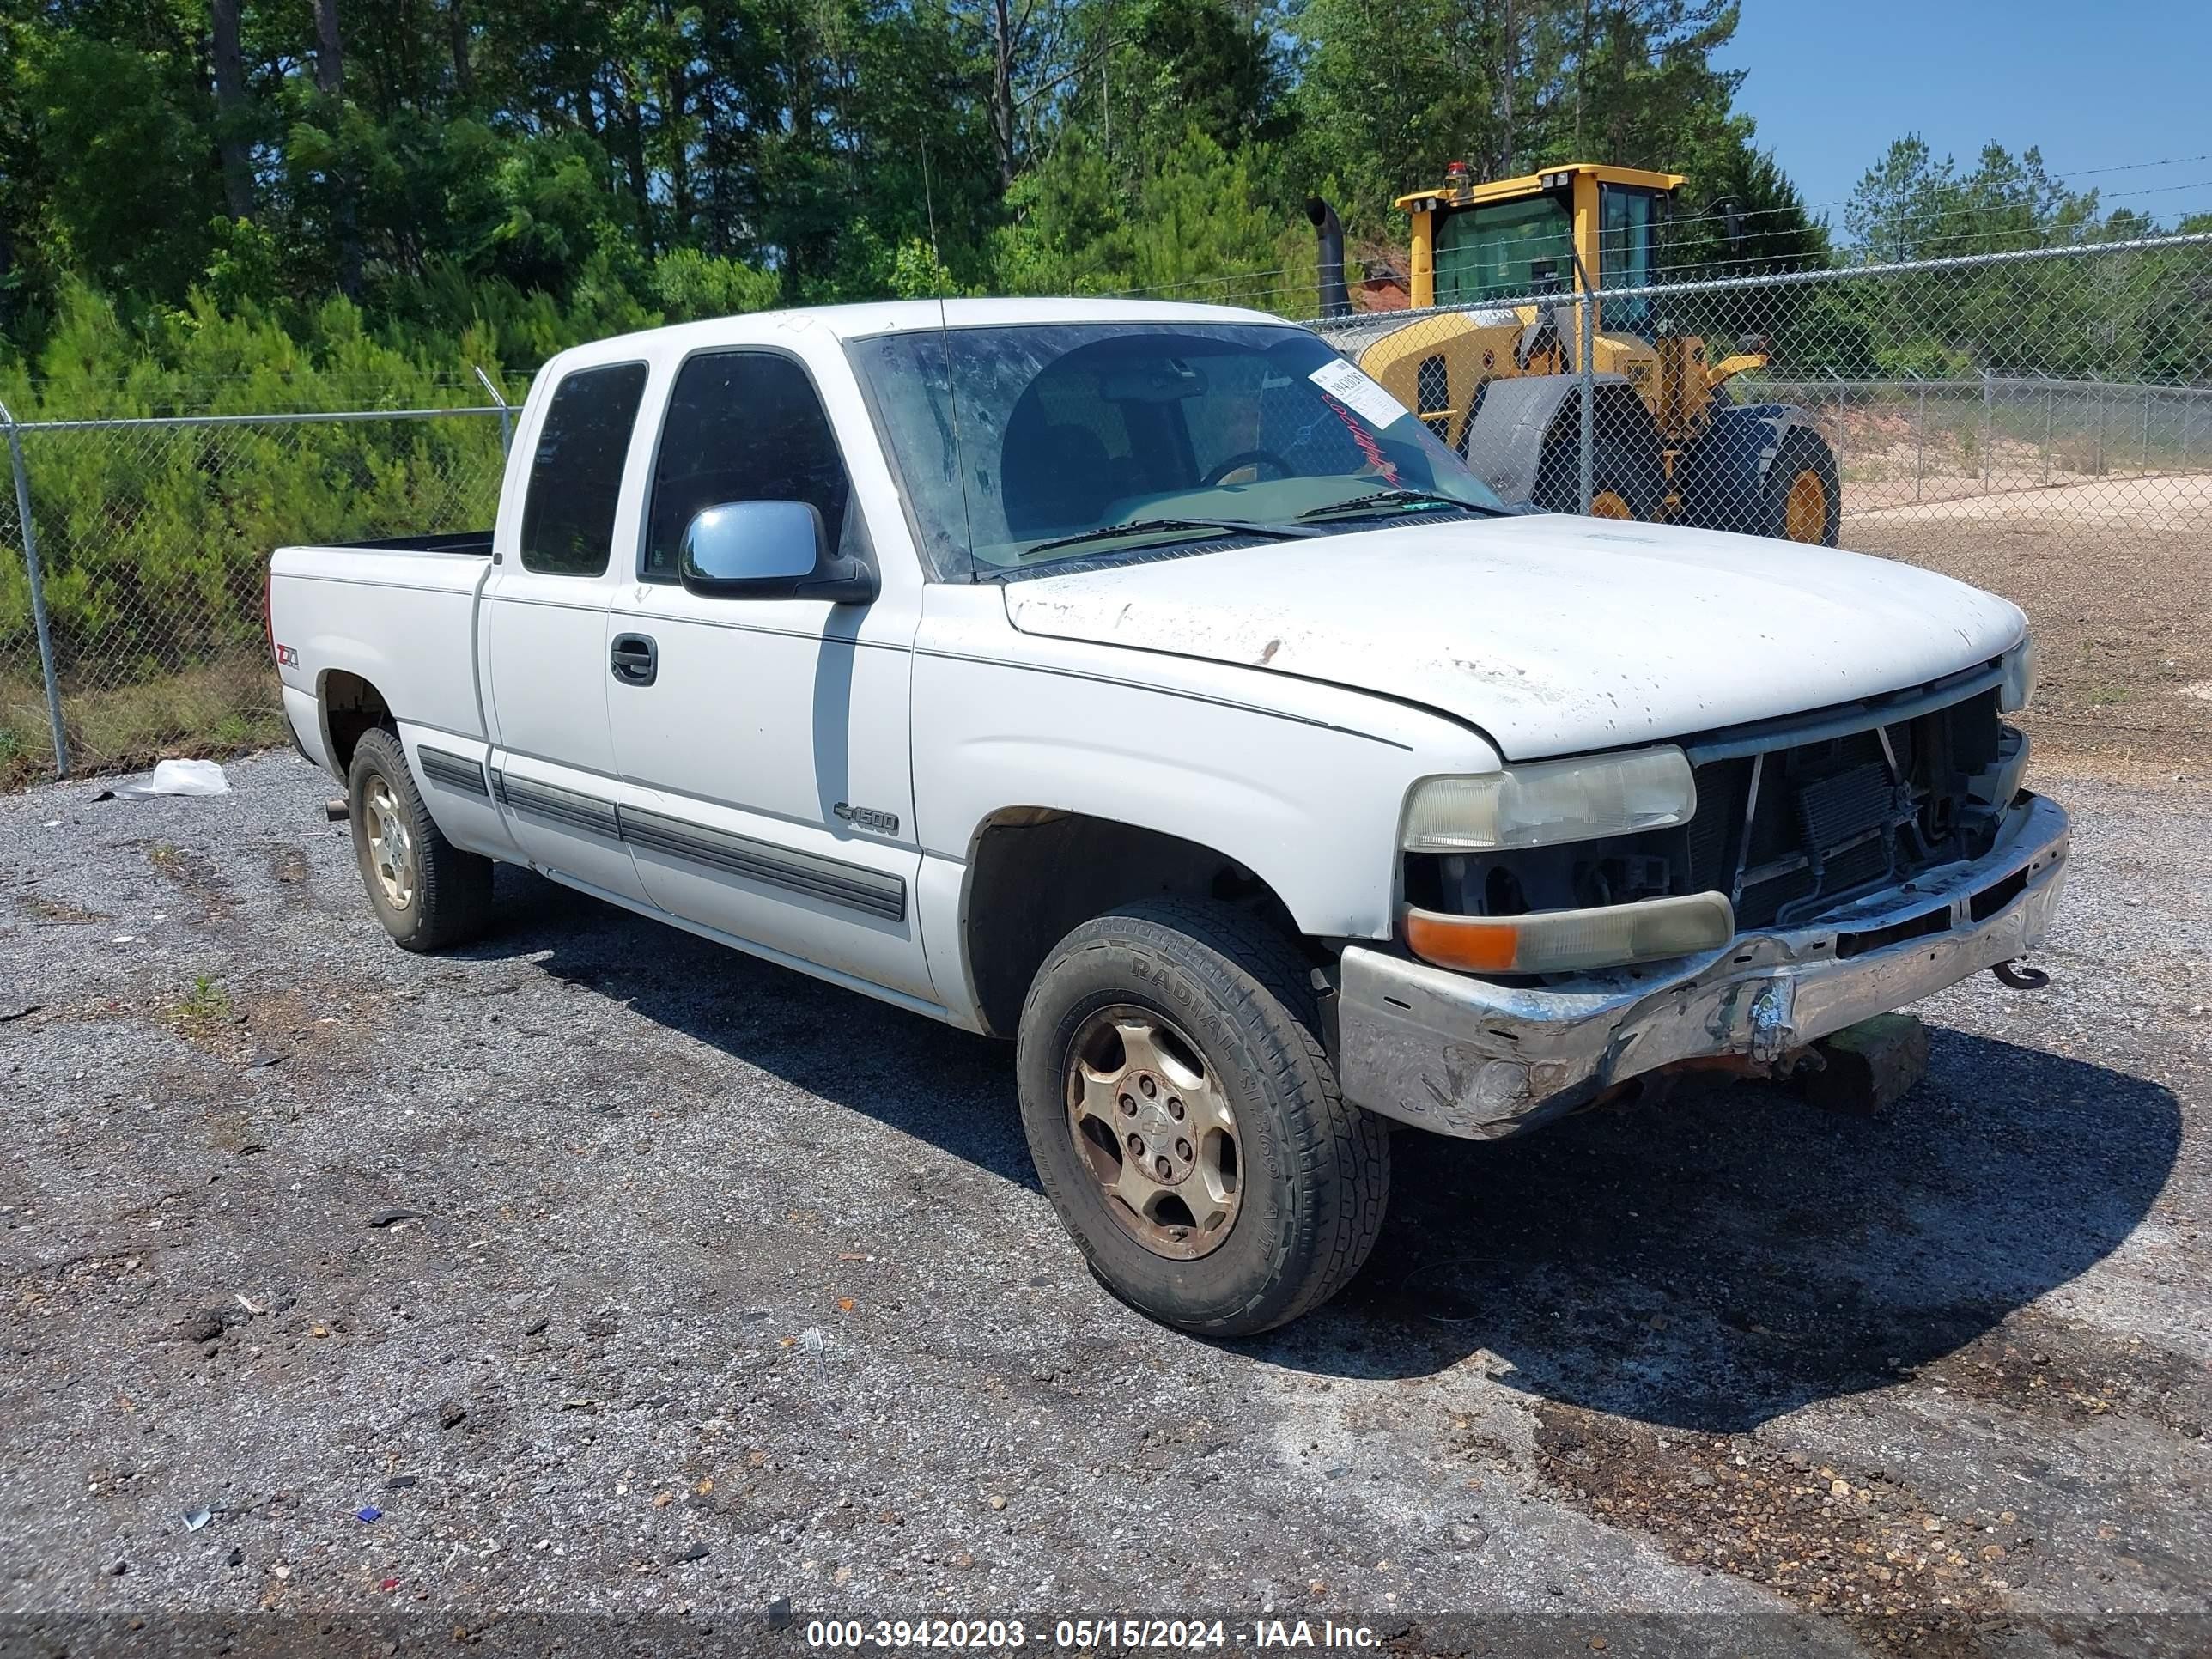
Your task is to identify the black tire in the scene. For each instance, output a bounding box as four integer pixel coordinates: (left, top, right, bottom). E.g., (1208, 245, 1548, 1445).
(346, 726, 494, 952)
(1015, 899, 1390, 1336)
(1532, 432, 1668, 522)
(1759, 428, 1843, 546)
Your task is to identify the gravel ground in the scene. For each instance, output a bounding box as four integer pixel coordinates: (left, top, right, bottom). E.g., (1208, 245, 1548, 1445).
(1841, 479, 2212, 771)
(1, 750, 2207, 1657)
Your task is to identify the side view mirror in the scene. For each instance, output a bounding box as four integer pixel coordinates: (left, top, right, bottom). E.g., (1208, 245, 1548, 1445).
(678, 501, 878, 604)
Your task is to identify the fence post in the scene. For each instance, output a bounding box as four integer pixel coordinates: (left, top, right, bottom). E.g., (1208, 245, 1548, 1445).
(2042, 383, 2053, 485)
(1913, 380, 1926, 502)
(2094, 383, 2105, 476)
(2142, 387, 2153, 472)
(1979, 370, 1993, 494)
(1577, 292, 1595, 514)
(0, 400, 70, 779)
(1826, 370, 1846, 491)
(472, 365, 514, 456)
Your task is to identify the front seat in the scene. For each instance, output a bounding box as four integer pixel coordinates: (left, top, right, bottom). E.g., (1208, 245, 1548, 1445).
(1002, 423, 1115, 537)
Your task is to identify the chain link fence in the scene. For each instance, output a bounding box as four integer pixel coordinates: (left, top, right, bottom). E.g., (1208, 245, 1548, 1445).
(3, 235, 2209, 787)
(1312, 232, 2212, 762)
(0, 400, 512, 787)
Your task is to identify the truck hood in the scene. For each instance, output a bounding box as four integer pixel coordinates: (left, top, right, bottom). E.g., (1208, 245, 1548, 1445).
(1001, 514, 2027, 760)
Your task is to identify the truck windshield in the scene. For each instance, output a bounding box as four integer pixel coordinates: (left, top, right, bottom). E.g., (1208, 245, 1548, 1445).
(1433, 195, 1574, 304)
(847, 322, 1505, 580)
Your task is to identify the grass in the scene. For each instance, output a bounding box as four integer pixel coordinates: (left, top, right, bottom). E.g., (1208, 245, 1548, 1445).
(2, 654, 288, 790)
(170, 975, 233, 1032)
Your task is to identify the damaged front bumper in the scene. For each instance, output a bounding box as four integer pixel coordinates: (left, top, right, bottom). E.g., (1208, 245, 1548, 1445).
(1336, 792, 2069, 1139)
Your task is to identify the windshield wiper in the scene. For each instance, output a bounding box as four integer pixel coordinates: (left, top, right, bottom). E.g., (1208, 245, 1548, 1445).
(1297, 488, 1507, 521)
(1015, 516, 1321, 560)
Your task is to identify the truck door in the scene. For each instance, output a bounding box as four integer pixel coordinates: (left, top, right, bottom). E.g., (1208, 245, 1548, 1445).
(603, 346, 933, 1002)
(479, 358, 654, 907)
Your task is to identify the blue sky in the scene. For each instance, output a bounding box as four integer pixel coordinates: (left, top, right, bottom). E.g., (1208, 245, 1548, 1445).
(1717, 2, 2212, 230)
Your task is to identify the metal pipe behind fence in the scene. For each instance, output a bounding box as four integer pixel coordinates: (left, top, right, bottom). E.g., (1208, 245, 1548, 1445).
(1302, 229, 2212, 331)
(1578, 293, 1595, 514)
(2095, 386, 2106, 477)
(2043, 388, 2053, 485)
(2142, 388, 2153, 471)
(0, 400, 70, 777)
(472, 366, 514, 456)
(14, 404, 507, 434)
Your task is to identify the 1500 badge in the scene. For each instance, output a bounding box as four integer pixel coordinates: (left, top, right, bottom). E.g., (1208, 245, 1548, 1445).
(834, 802, 900, 836)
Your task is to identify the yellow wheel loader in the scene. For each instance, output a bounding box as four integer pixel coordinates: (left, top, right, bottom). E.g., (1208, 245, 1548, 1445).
(1310, 162, 1841, 545)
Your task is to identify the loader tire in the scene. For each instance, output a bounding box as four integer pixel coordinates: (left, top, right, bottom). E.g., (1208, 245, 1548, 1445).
(1533, 433, 1667, 522)
(1762, 428, 1843, 545)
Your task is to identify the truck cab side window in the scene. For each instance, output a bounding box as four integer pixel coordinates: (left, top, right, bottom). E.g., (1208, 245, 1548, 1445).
(519, 362, 649, 576)
(643, 353, 854, 581)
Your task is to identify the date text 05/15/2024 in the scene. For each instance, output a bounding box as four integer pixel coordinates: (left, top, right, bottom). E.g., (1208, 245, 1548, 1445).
(803, 1617, 1382, 1650)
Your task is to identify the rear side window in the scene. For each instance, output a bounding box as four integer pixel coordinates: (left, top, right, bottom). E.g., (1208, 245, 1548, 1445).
(519, 362, 649, 575)
(642, 352, 854, 580)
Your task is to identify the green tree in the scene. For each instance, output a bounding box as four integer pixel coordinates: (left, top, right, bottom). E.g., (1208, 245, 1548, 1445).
(1844, 137, 2098, 262)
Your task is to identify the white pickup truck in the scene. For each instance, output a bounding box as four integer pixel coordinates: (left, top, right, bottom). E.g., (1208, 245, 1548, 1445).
(268, 297, 2066, 1335)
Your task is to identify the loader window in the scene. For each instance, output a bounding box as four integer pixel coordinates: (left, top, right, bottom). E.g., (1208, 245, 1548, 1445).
(1433, 195, 1573, 306)
(1599, 185, 1658, 334)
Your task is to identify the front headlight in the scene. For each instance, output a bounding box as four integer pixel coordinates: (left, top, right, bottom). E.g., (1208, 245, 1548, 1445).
(1403, 746, 1698, 852)
(1999, 632, 2039, 713)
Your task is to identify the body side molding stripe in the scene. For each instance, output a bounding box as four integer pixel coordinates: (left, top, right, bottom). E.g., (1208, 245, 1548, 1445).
(417, 744, 489, 797)
(618, 805, 907, 922)
(490, 768, 623, 840)
(485, 769, 906, 922)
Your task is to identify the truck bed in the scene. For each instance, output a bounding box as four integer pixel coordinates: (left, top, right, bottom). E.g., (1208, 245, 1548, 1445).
(269, 535, 501, 769)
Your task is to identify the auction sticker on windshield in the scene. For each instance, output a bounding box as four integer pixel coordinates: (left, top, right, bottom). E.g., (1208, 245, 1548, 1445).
(1307, 358, 1409, 430)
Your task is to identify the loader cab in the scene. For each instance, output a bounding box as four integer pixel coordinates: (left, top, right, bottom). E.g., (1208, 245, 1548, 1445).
(1400, 162, 1684, 337)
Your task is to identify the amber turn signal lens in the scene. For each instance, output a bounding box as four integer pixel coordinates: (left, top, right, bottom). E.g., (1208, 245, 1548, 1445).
(1404, 891, 1735, 976)
(1403, 910, 1524, 973)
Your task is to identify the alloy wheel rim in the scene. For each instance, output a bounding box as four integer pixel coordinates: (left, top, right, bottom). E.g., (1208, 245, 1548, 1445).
(365, 776, 416, 910)
(1065, 1005, 1242, 1261)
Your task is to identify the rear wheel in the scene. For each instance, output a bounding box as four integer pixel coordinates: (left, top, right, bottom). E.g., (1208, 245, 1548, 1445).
(1015, 900, 1390, 1336)
(1764, 428, 1842, 545)
(347, 727, 494, 952)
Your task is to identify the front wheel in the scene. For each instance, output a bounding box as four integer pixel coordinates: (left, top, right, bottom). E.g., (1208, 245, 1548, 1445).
(1015, 900, 1390, 1336)
(1532, 433, 1668, 523)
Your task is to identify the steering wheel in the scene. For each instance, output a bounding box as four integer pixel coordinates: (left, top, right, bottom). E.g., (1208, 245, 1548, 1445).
(1201, 449, 1296, 487)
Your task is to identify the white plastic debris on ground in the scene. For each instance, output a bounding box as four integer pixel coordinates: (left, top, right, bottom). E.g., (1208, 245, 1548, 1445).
(105, 758, 231, 799)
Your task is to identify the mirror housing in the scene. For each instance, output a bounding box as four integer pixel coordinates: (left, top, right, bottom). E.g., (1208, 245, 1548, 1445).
(678, 501, 878, 604)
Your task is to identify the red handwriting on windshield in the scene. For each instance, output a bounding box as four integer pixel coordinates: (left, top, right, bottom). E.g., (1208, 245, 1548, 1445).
(1321, 395, 1401, 485)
